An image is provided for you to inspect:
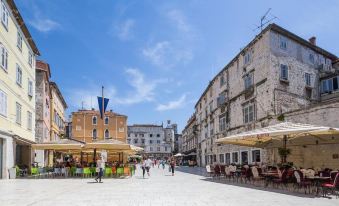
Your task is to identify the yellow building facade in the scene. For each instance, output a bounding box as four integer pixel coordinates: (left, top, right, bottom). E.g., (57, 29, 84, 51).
(0, 0, 40, 178)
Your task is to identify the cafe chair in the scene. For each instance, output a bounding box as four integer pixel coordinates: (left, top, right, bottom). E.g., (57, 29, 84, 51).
(321, 172, 339, 198)
(293, 170, 312, 194)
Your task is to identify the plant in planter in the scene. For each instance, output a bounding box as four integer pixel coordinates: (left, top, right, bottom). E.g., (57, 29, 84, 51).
(278, 147, 291, 163)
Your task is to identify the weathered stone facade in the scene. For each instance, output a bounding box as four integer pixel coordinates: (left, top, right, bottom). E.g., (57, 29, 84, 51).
(181, 114, 198, 159)
(187, 24, 338, 167)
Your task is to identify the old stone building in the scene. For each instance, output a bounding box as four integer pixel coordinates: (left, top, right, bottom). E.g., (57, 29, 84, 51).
(188, 23, 338, 167)
(71, 109, 127, 143)
(127, 123, 175, 159)
(34, 60, 51, 166)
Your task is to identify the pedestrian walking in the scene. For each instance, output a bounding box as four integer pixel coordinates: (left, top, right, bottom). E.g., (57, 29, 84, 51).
(146, 157, 152, 176)
(95, 155, 104, 183)
(170, 158, 175, 176)
(161, 160, 165, 170)
(141, 158, 146, 178)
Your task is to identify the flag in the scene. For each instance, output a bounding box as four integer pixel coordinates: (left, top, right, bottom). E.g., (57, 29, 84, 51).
(97, 97, 109, 119)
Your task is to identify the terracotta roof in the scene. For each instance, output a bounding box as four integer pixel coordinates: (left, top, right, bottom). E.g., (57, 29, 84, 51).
(6, 0, 40, 55)
(36, 60, 51, 78)
(50, 82, 68, 108)
(72, 109, 127, 117)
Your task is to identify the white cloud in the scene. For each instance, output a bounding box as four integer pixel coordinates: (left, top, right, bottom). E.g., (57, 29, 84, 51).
(167, 9, 191, 34)
(156, 94, 187, 111)
(29, 19, 60, 32)
(142, 41, 193, 69)
(117, 19, 135, 40)
(115, 68, 160, 104)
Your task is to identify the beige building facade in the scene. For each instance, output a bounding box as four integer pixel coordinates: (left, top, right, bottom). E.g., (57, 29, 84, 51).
(188, 24, 339, 168)
(0, 0, 40, 178)
(71, 109, 127, 143)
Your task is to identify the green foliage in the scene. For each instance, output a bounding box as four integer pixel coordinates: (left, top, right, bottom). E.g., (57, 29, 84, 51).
(277, 114, 285, 121)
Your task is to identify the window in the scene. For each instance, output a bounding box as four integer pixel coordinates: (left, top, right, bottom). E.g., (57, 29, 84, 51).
(134, 133, 137, 137)
(118, 127, 124, 132)
(0, 89, 7, 116)
(156, 140, 160, 144)
(150, 147, 153, 152)
(243, 103, 254, 124)
(127, 139, 131, 144)
(134, 139, 138, 144)
(252, 150, 261, 163)
(321, 76, 339, 94)
(219, 114, 226, 132)
(309, 53, 314, 64)
(16, 65, 22, 86)
(304, 73, 311, 87)
(28, 80, 33, 97)
(0, 44, 8, 71)
(92, 129, 97, 139)
(28, 52, 33, 67)
(225, 153, 231, 164)
(157, 147, 160, 151)
(165, 146, 167, 151)
(280, 64, 288, 81)
(141, 139, 145, 144)
(210, 121, 214, 136)
(219, 154, 225, 163)
(17, 31, 23, 51)
(92, 116, 97, 125)
(27, 111, 32, 130)
(75, 126, 81, 131)
(220, 75, 225, 87)
(149, 140, 153, 144)
(105, 129, 109, 139)
(16, 102, 21, 125)
(232, 152, 238, 163)
(149, 134, 153, 137)
(104, 117, 109, 125)
(156, 134, 160, 137)
(241, 151, 249, 164)
(279, 36, 287, 50)
(244, 73, 253, 89)
(244, 52, 251, 65)
(1, 1, 9, 29)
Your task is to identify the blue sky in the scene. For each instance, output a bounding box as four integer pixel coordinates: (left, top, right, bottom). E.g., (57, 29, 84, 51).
(16, 0, 339, 132)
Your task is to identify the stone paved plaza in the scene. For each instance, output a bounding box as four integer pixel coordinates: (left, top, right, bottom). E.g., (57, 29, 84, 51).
(0, 166, 338, 206)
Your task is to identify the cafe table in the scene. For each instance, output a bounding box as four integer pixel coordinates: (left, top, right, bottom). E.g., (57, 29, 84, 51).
(305, 176, 331, 196)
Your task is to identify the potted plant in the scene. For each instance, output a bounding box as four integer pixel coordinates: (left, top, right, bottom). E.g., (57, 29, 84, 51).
(278, 147, 291, 163)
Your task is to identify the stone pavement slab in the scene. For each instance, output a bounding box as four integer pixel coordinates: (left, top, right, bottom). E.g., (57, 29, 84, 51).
(0, 166, 338, 206)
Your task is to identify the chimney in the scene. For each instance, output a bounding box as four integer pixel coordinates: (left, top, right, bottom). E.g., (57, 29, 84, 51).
(309, 36, 316, 46)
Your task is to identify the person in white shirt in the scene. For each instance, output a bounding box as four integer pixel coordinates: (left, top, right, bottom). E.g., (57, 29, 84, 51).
(145, 158, 152, 176)
(95, 155, 105, 183)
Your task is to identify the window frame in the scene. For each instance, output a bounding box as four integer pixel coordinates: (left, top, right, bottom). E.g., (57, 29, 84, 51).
(251, 149, 261, 163)
(280, 64, 289, 81)
(92, 129, 97, 139)
(16, 64, 22, 87)
(1, 1, 9, 30)
(0, 43, 8, 71)
(28, 79, 33, 97)
(92, 116, 97, 125)
(279, 36, 287, 50)
(27, 111, 32, 130)
(16, 102, 22, 125)
(0, 89, 7, 117)
(231, 151, 239, 164)
(305, 73, 312, 87)
(244, 73, 253, 90)
(243, 103, 255, 124)
(104, 116, 109, 125)
(17, 31, 23, 51)
(104, 129, 109, 139)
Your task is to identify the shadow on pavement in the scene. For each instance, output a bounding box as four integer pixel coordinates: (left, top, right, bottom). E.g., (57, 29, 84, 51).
(177, 166, 326, 199)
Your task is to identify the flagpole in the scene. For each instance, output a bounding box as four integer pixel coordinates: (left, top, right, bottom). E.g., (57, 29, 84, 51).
(102, 86, 104, 140)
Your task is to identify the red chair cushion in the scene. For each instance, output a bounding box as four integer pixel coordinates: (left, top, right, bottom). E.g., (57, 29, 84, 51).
(321, 183, 334, 187)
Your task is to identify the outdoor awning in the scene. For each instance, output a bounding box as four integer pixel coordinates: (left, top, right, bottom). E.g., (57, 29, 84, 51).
(32, 139, 85, 150)
(216, 122, 339, 148)
(83, 139, 131, 150)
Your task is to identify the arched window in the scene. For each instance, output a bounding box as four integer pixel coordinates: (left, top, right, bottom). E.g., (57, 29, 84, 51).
(104, 117, 109, 125)
(105, 129, 109, 139)
(92, 129, 97, 139)
(92, 116, 97, 125)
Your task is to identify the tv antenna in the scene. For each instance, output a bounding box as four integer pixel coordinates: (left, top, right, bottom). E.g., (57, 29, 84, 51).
(253, 8, 277, 32)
